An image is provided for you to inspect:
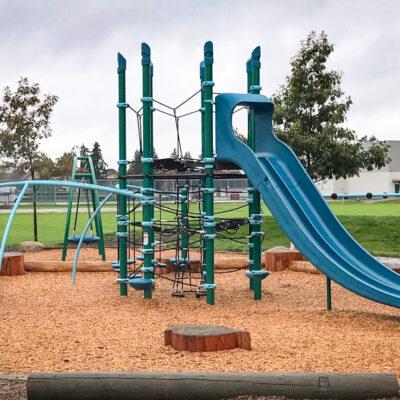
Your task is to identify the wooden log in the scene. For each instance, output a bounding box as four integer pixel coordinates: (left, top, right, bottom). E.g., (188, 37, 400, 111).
(27, 371, 400, 400)
(0, 252, 25, 276)
(158, 253, 265, 271)
(288, 260, 321, 274)
(24, 261, 113, 273)
(265, 250, 307, 272)
(164, 324, 251, 352)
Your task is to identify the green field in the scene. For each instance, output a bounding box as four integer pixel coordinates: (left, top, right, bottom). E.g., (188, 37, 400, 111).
(1, 200, 399, 256)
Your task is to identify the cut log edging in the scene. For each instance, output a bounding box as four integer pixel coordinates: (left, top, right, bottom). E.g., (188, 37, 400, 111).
(24, 261, 113, 272)
(0, 252, 25, 276)
(27, 371, 399, 400)
(24, 258, 264, 272)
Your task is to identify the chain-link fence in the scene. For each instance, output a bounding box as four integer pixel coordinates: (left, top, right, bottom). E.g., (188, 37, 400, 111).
(0, 178, 249, 206)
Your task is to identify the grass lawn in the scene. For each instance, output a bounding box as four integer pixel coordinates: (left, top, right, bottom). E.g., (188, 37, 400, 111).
(1, 200, 399, 256)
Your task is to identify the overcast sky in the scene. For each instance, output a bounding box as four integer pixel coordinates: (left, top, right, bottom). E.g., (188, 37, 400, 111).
(1, 0, 399, 166)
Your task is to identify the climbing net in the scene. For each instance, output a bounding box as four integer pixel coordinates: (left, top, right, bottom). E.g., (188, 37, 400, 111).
(112, 89, 263, 297)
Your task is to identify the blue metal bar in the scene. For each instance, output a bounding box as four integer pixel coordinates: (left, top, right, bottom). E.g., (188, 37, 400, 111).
(0, 180, 144, 200)
(0, 183, 29, 269)
(71, 192, 114, 284)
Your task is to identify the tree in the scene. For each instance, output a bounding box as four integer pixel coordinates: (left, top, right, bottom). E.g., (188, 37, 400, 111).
(79, 144, 90, 170)
(272, 31, 390, 182)
(183, 151, 192, 159)
(127, 149, 142, 175)
(90, 141, 107, 179)
(55, 148, 76, 178)
(33, 154, 56, 179)
(0, 77, 58, 240)
(170, 148, 178, 158)
(127, 149, 159, 175)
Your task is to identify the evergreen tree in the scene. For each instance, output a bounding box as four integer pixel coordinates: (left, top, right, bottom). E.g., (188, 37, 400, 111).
(273, 31, 390, 182)
(90, 141, 108, 179)
(79, 144, 90, 170)
(170, 148, 178, 158)
(183, 151, 192, 159)
(127, 149, 142, 175)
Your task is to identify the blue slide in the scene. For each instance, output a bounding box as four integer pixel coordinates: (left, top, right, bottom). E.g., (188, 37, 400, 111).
(216, 93, 400, 308)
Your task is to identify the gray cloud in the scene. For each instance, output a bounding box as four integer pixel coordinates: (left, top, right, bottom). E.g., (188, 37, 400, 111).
(1, 0, 399, 165)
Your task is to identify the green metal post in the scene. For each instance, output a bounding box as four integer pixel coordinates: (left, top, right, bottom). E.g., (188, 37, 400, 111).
(326, 276, 332, 311)
(246, 57, 254, 291)
(180, 186, 189, 262)
(117, 52, 128, 296)
(200, 61, 206, 282)
(62, 157, 78, 261)
(203, 41, 215, 305)
(248, 47, 263, 301)
(87, 156, 106, 261)
(141, 43, 155, 299)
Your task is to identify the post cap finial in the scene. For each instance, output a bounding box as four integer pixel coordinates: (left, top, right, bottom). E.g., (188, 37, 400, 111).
(141, 42, 151, 66)
(251, 46, 261, 69)
(204, 41, 214, 64)
(251, 46, 261, 60)
(117, 53, 126, 73)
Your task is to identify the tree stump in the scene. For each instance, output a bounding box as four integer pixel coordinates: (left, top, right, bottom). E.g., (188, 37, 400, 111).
(265, 249, 307, 271)
(164, 324, 251, 352)
(0, 252, 25, 276)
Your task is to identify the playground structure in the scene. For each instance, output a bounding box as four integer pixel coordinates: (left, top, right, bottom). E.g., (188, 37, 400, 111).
(61, 155, 106, 261)
(0, 41, 399, 309)
(111, 42, 267, 304)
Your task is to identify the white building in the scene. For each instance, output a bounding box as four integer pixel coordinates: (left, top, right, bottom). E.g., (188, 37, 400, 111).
(317, 140, 400, 195)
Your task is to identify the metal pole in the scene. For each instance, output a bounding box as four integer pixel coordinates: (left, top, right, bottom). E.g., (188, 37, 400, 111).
(200, 61, 206, 286)
(88, 156, 106, 260)
(141, 42, 155, 299)
(117, 52, 128, 296)
(180, 186, 189, 262)
(246, 56, 254, 292)
(61, 157, 78, 261)
(326, 276, 332, 311)
(202, 41, 215, 305)
(249, 47, 263, 301)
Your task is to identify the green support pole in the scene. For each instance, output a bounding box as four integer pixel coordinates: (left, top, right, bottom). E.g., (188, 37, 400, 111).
(117, 52, 128, 296)
(246, 57, 254, 291)
(180, 186, 189, 262)
(87, 156, 106, 261)
(248, 47, 263, 300)
(202, 41, 215, 305)
(61, 158, 77, 261)
(200, 61, 206, 285)
(326, 276, 332, 311)
(141, 43, 155, 299)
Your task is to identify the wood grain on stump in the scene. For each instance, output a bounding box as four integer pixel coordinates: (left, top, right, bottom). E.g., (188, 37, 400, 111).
(164, 324, 251, 352)
(0, 252, 25, 276)
(265, 250, 307, 272)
